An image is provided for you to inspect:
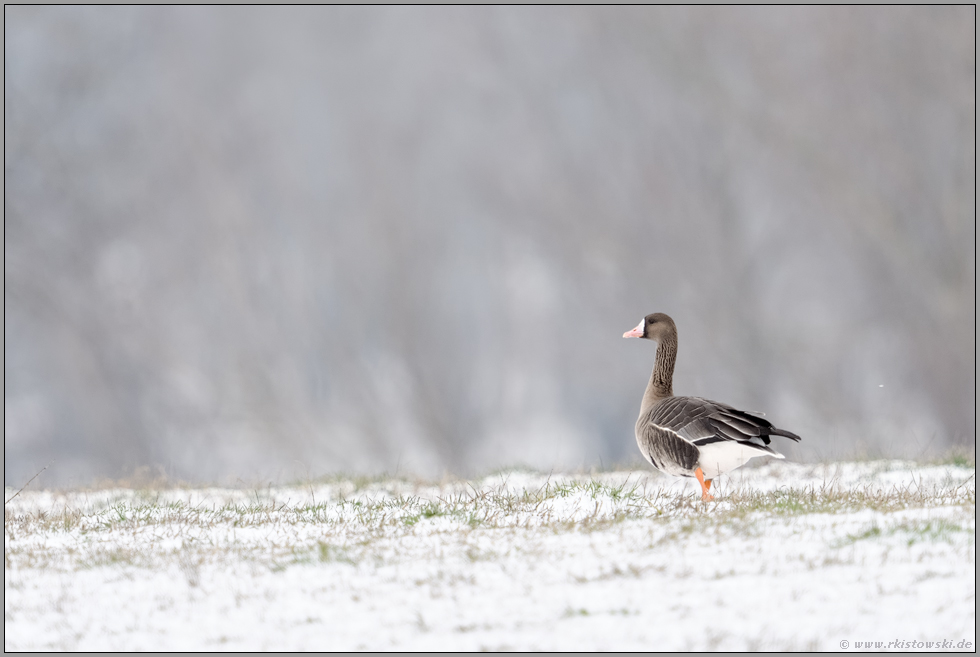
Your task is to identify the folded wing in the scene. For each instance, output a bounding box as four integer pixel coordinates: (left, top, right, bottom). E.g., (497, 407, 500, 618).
(649, 396, 801, 455)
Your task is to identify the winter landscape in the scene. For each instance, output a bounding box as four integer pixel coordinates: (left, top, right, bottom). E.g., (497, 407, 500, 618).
(5, 460, 975, 651)
(5, 7, 975, 652)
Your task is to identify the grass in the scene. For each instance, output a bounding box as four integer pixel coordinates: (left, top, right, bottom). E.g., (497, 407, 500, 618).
(7, 461, 975, 652)
(6, 477, 972, 534)
(5, 488, 969, 535)
(833, 517, 974, 550)
(5, 462, 975, 575)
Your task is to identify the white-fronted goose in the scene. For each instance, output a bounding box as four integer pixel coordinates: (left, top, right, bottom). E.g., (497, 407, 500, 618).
(623, 313, 801, 500)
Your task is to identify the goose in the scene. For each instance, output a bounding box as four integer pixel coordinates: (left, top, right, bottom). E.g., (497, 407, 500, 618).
(623, 313, 801, 500)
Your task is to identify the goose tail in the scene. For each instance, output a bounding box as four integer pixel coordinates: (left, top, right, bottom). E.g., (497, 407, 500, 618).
(769, 427, 802, 443)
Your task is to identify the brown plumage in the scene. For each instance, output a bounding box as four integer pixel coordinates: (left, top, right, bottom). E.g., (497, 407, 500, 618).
(623, 313, 801, 500)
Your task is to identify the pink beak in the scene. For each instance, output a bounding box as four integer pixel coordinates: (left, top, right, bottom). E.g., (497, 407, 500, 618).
(623, 320, 644, 338)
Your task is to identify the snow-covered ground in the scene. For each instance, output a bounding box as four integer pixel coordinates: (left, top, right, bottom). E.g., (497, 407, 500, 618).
(4, 461, 976, 651)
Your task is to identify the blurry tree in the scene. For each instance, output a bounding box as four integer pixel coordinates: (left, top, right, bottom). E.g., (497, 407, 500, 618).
(4, 6, 974, 486)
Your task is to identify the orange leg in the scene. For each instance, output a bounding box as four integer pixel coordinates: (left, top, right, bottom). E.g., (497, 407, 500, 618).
(695, 467, 714, 501)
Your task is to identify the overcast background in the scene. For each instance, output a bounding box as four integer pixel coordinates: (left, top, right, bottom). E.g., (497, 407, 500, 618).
(5, 6, 975, 487)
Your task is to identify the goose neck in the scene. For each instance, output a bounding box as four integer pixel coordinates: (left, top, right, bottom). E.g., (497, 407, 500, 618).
(641, 335, 676, 412)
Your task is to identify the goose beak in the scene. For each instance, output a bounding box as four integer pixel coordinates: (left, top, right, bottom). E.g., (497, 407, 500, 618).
(623, 320, 644, 338)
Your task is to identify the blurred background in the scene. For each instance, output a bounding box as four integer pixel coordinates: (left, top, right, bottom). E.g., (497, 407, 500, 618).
(5, 6, 975, 487)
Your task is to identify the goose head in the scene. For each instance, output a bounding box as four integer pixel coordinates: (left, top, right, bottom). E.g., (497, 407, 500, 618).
(622, 313, 676, 341)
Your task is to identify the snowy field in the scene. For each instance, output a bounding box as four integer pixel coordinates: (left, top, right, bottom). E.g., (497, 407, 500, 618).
(4, 461, 976, 651)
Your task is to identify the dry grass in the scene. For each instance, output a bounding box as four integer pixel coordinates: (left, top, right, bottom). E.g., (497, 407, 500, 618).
(5, 463, 975, 575)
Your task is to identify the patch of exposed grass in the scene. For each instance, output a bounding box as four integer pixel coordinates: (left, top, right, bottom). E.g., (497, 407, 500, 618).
(897, 518, 972, 546)
(932, 447, 976, 469)
(317, 542, 355, 564)
(717, 482, 974, 519)
(833, 518, 973, 549)
(835, 524, 884, 547)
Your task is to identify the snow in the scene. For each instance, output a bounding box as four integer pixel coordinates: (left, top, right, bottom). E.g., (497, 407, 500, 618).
(4, 461, 976, 651)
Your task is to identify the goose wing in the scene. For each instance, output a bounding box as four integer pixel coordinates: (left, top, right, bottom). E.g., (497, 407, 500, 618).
(649, 396, 801, 454)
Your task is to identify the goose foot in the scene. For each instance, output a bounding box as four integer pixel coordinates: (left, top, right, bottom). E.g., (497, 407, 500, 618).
(695, 467, 714, 501)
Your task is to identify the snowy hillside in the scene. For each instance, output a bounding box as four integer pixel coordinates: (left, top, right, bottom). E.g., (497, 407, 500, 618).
(4, 461, 975, 651)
